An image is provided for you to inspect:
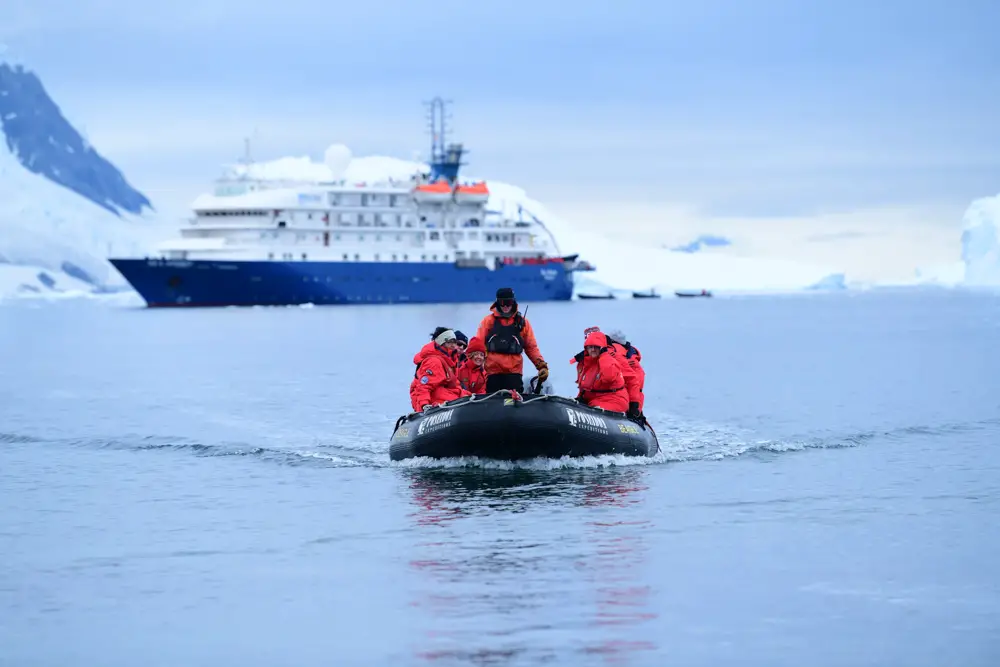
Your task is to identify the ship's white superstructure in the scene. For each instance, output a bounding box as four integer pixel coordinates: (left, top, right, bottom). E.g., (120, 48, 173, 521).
(158, 162, 563, 269)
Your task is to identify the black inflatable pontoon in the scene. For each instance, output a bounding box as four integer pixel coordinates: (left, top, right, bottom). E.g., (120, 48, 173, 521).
(389, 390, 659, 461)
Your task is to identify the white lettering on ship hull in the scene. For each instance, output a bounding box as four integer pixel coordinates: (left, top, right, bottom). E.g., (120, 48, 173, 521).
(418, 409, 454, 435)
(565, 408, 609, 434)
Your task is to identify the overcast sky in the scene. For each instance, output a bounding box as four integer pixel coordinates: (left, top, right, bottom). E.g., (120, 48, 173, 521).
(2, 0, 998, 269)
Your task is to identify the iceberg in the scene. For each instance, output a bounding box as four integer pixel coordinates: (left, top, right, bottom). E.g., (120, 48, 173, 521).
(960, 192, 1000, 287)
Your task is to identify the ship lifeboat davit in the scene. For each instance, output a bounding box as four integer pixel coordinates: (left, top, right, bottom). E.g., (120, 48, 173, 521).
(454, 181, 490, 205)
(412, 178, 453, 203)
(389, 389, 659, 462)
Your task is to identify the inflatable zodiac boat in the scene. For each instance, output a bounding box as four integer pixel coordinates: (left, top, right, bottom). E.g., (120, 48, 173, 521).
(389, 389, 659, 462)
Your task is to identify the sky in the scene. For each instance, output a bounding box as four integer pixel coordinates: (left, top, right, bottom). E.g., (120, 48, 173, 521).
(2, 0, 999, 279)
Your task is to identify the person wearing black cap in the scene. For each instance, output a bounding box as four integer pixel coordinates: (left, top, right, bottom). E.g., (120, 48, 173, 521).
(453, 330, 469, 364)
(474, 286, 548, 393)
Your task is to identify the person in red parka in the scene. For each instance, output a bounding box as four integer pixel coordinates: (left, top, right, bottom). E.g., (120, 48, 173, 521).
(576, 331, 629, 413)
(606, 329, 646, 416)
(456, 336, 487, 395)
(409, 328, 469, 412)
(571, 326, 642, 417)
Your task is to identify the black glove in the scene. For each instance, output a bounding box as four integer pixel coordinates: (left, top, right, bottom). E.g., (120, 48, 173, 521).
(628, 402, 640, 418)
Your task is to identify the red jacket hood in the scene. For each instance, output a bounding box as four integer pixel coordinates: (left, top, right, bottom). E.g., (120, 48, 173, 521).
(413, 341, 456, 367)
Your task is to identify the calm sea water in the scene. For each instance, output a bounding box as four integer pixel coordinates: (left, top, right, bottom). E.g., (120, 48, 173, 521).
(1, 288, 998, 666)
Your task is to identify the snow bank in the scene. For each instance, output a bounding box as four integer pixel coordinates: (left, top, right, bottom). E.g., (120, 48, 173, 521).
(0, 264, 100, 301)
(483, 181, 839, 293)
(960, 191, 1000, 287)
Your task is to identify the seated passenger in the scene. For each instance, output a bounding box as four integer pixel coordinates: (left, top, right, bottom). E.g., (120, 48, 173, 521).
(456, 336, 487, 394)
(409, 328, 469, 412)
(608, 329, 646, 417)
(575, 331, 629, 413)
(453, 330, 469, 364)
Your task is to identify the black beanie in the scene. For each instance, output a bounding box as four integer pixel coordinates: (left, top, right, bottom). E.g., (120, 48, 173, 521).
(454, 330, 468, 344)
(496, 287, 515, 300)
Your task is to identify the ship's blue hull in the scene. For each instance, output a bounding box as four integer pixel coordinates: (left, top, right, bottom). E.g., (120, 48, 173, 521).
(109, 258, 575, 307)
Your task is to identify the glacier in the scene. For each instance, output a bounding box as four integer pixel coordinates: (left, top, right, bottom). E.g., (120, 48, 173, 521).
(0, 57, 164, 300)
(959, 192, 1000, 287)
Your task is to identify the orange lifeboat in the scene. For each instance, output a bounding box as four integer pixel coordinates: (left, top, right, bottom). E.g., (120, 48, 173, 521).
(454, 180, 490, 205)
(412, 178, 453, 203)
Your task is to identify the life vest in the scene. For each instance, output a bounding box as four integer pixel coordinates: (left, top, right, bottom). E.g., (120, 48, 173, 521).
(486, 313, 525, 355)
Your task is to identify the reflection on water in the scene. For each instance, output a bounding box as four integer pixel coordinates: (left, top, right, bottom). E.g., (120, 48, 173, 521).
(403, 468, 659, 665)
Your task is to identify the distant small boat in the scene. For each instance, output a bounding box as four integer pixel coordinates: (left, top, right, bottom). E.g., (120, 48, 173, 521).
(675, 289, 712, 298)
(632, 289, 661, 299)
(578, 293, 616, 300)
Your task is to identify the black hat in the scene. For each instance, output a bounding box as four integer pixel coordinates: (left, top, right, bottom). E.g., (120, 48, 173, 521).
(495, 287, 515, 300)
(454, 330, 468, 344)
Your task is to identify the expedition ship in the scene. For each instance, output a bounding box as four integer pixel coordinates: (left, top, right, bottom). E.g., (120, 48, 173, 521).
(110, 99, 593, 307)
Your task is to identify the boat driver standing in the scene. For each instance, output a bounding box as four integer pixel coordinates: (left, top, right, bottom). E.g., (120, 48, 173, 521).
(475, 287, 548, 394)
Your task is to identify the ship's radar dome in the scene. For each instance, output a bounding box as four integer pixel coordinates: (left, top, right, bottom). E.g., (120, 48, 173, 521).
(323, 144, 353, 178)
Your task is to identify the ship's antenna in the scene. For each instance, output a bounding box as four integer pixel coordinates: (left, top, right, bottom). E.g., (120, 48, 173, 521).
(424, 96, 451, 164)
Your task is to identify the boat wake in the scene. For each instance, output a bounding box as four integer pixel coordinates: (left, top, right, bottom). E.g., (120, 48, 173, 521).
(4, 414, 995, 471)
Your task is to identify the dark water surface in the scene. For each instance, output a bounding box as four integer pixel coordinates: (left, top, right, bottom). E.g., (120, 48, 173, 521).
(1, 289, 998, 666)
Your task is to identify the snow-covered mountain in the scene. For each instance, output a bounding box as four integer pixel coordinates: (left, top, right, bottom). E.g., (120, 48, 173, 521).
(0, 54, 163, 298)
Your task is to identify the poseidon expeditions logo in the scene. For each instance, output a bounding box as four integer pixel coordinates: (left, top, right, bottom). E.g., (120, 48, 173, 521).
(565, 408, 608, 434)
(418, 409, 454, 435)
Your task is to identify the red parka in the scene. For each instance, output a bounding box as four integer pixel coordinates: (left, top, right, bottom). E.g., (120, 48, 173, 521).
(576, 332, 629, 412)
(409, 341, 468, 412)
(456, 336, 487, 395)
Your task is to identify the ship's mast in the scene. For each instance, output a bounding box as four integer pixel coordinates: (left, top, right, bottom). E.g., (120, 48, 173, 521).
(424, 96, 465, 185)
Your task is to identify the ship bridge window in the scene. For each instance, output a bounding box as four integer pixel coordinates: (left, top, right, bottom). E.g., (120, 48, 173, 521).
(343, 253, 348, 260)
(278, 221, 287, 228)
(374, 253, 380, 261)
(403, 254, 409, 261)
(429, 231, 440, 240)
(354, 254, 360, 261)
